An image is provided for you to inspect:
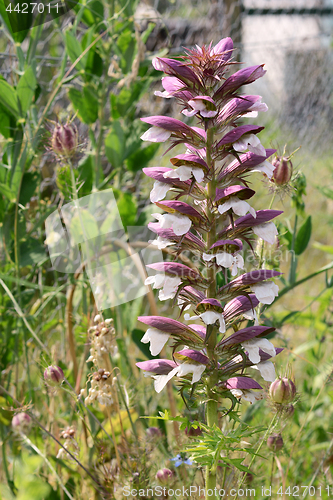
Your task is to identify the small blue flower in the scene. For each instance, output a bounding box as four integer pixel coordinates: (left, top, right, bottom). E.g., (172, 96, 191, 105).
(171, 454, 193, 467)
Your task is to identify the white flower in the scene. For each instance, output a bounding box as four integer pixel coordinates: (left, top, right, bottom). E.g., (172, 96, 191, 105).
(231, 388, 264, 404)
(251, 360, 276, 382)
(182, 99, 217, 118)
(177, 297, 191, 311)
(141, 328, 170, 356)
(148, 236, 175, 250)
(152, 363, 206, 393)
(163, 165, 204, 183)
(145, 274, 182, 301)
(153, 212, 192, 236)
(177, 363, 206, 383)
(184, 310, 225, 333)
(150, 181, 171, 202)
(241, 338, 276, 364)
(253, 221, 278, 244)
(233, 133, 266, 156)
(141, 126, 171, 143)
(252, 160, 275, 179)
(202, 251, 244, 276)
(200, 311, 225, 333)
(251, 281, 279, 305)
(230, 254, 245, 276)
(243, 98, 268, 118)
(218, 197, 256, 218)
(243, 308, 259, 325)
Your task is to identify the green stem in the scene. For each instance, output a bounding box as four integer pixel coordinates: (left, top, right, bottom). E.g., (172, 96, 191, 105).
(205, 127, 219, 500)
(20, 434, 75, 500)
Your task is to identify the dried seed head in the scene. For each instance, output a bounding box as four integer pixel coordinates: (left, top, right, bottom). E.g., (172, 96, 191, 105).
(51, 123, 78, 159)
(269, 377, 296, 404)
(60, 426, 76, 439)
(267, 433, 284, 451)
(44, 365, 65, 386)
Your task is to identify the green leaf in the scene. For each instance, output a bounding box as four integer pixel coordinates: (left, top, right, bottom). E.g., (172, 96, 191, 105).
(19, 238, 47, 267)
(295, 215, 312, 255)
(116, 191, 137, 229)
(16, 66, 36, 116)
(19, 172, 38, 205)
(117, 28, 136, 73)
(0, 0, 32, 42)
(0, 183, 15, 202)
(0, 78, 19, 117)
(125, 143, 160, 172)
(65, 32, 84, 70)
(0, 103, 11, 138)
(68, 85, 98, 124)
(105, 121, 125, 168)
(110, 81, 149, 119)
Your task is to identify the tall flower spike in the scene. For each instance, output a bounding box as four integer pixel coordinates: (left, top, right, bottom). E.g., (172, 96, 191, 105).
(138, 37, 283, 494)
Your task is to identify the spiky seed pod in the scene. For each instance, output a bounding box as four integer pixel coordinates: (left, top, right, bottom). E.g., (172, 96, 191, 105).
(269, 377, 296, 404)
(272, 156, 293, 185)
(51, 123, 78, 159)
(44, 365, 65, 386)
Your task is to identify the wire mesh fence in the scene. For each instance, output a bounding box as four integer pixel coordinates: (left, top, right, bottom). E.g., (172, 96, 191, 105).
(143, 0, 333, 153)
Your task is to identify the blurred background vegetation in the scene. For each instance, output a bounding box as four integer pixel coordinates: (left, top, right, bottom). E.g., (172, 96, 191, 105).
(0, 0, 333, 498)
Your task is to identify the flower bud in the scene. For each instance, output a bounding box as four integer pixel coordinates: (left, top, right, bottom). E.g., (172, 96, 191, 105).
(156, 468, 174, 485)
(272, 156, 293, 185)
(44, 365, 65, 386)
(269, 377, 296, 404)
(267, 433, 284, 451)
(12, 413, 32, 433)
(51, 123, 78, 158)
(146, 427, 162, 439)
(185, 423, 202, 437)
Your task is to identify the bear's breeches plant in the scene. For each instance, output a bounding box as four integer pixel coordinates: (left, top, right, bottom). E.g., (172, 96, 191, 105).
(136, 37, 283, 495)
